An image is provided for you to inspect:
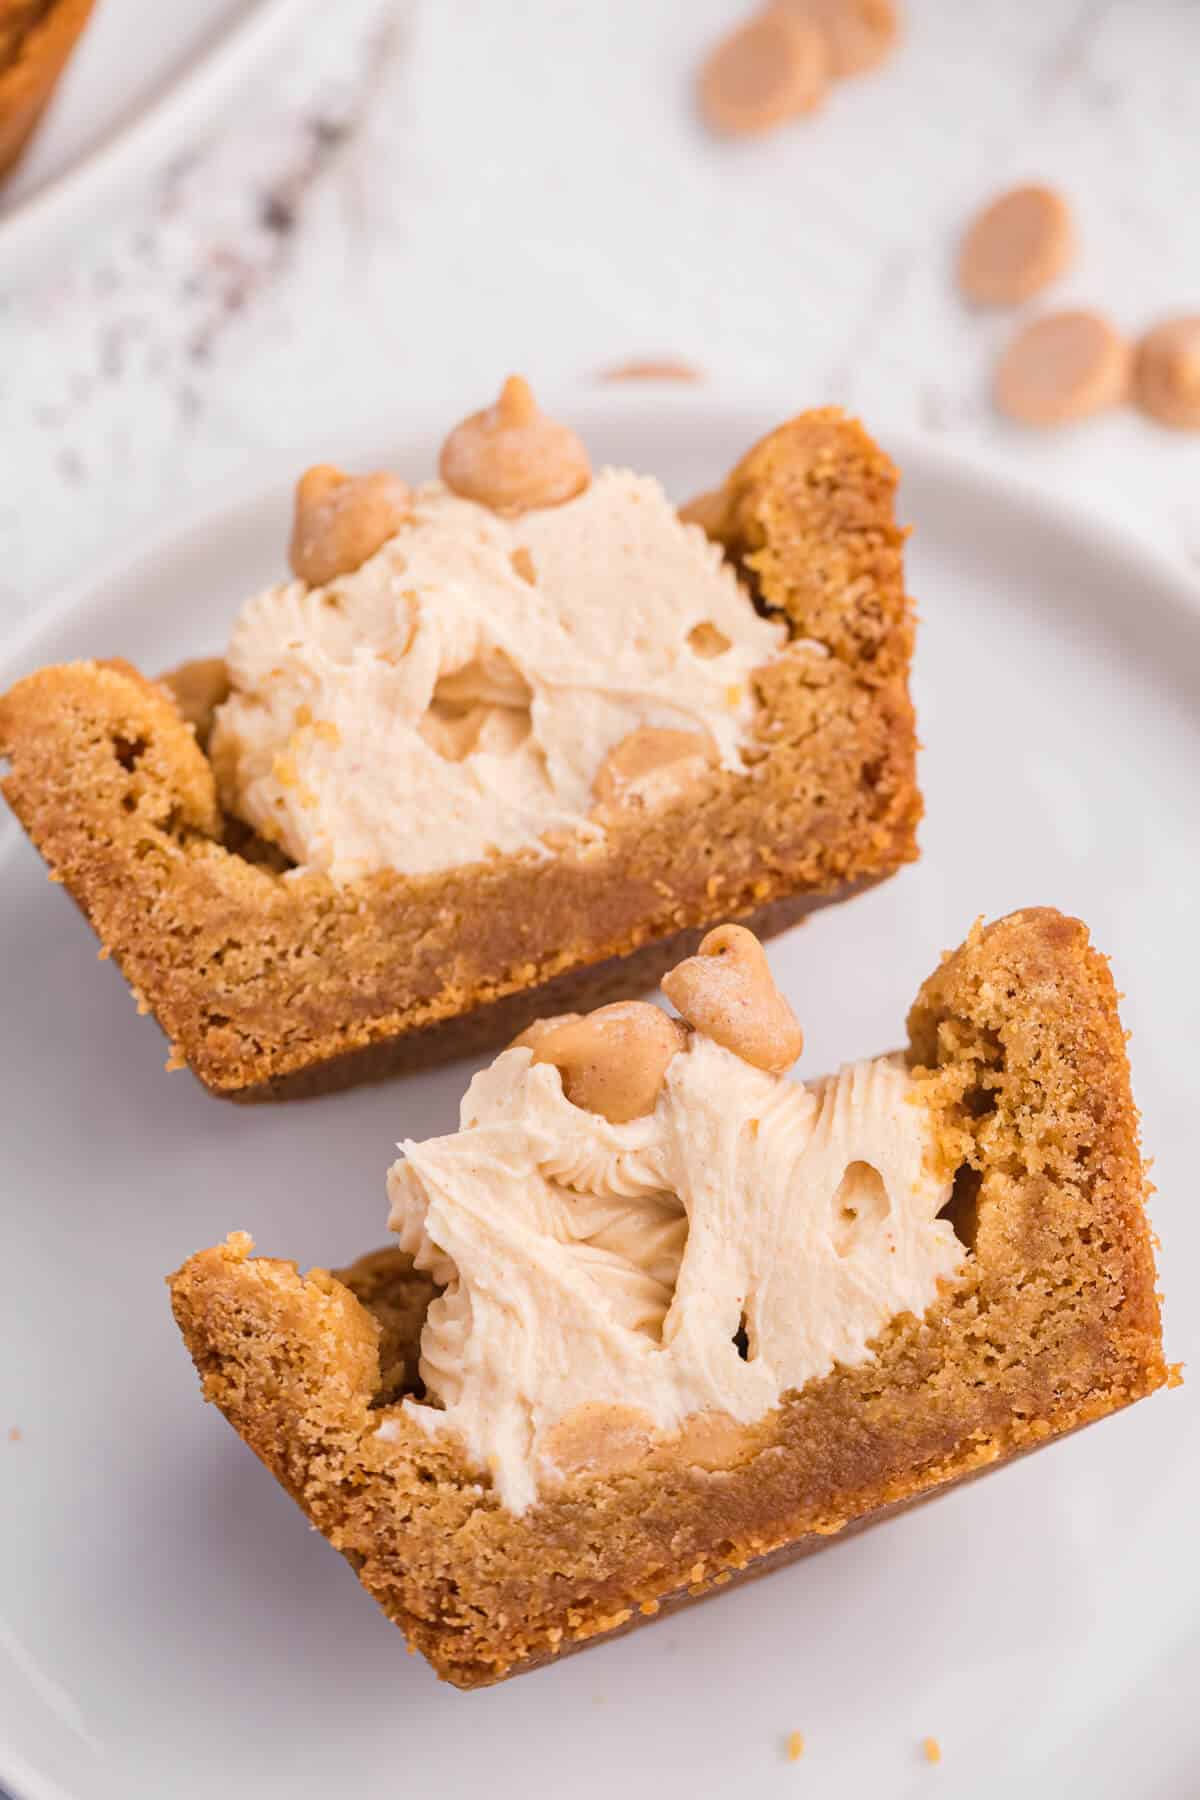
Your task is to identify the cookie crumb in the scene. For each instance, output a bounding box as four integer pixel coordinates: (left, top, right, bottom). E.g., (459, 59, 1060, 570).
(786, 1729, 805, 1762)
(923, 1735, 942, 1765)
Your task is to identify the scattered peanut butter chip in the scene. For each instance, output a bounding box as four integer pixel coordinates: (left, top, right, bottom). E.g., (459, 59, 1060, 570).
(289, 465, 411, 587)
(662, 924, 804, 1074)
(532, 1002, 687, 1123)
(698, 6, 828, 138)
(958, 184, 1074, 307)
(439, 375, 591, 515)
(1133, 316, 1200, 430)
(599, 358, 703, 383)
(783, 0, 899, 78)
(923, 1736, 942, 1765)
(786, 1729, 805, 1762)
(994, 310, 1130, 427)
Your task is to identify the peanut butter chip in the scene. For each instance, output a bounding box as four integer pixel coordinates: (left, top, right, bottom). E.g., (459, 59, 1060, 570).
(698, 7, 828, 138)
(289, 466, 410, 587)
(531, 1002, 687, 1124)
(678, 487, 731, 540)
(592, 727, 718, 813)
(158, 657, 231, 748)
(994, 310, 1130, 427)
(540, 1403, 657, 1482)
(1133, 317, 1200, 430)
(508, 1013, 582, 1054)
(958, 184, 1074, 307)
(783, 0, 899, 78)
(439, 375, 591, 515)
(662, 924, 804, 1074)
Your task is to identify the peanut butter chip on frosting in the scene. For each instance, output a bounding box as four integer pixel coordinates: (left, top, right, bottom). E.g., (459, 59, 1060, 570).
(531, 1002, 687, 1124)
(662, 924, 804, 1074)
(698, 6, 828, 138)
(994, 310, 1130, 428)
(289, 466, 410, 587)
(508, 1013, 582, 1054)
(438, 375, 591, 515)
(958, 185, 1074, 307)
(1133, 317, 1200, 430)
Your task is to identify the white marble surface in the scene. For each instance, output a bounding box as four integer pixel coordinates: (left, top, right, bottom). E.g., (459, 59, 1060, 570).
(3, 0, 1200, 636)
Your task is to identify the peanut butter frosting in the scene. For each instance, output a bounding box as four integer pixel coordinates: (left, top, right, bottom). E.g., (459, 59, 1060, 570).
(383, 1031, 963, 1514)
(210, 469, 787, 881)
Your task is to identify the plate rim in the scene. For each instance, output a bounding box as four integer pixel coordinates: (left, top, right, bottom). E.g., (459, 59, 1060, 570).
(0, 0, 319, 276)
(0, 1741, 73, 1800)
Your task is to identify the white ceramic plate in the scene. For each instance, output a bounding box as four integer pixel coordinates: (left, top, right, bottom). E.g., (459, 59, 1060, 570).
(0, 0, 314, 272)
(1, 393, 1197, 1800)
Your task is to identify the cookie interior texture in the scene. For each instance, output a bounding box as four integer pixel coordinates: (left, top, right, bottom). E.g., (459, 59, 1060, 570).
(169, 908, 1169, 1688)
(0, 409, 920, 1100)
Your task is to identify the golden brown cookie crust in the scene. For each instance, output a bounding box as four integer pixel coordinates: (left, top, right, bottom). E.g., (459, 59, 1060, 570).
(168, 909, 1169, 1688)
(0, 409, 921, 1100)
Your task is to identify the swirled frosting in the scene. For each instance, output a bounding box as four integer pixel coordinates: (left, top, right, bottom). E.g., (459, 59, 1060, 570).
(209, 470, 787, 880)
(383, 1033, 963, 1513)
